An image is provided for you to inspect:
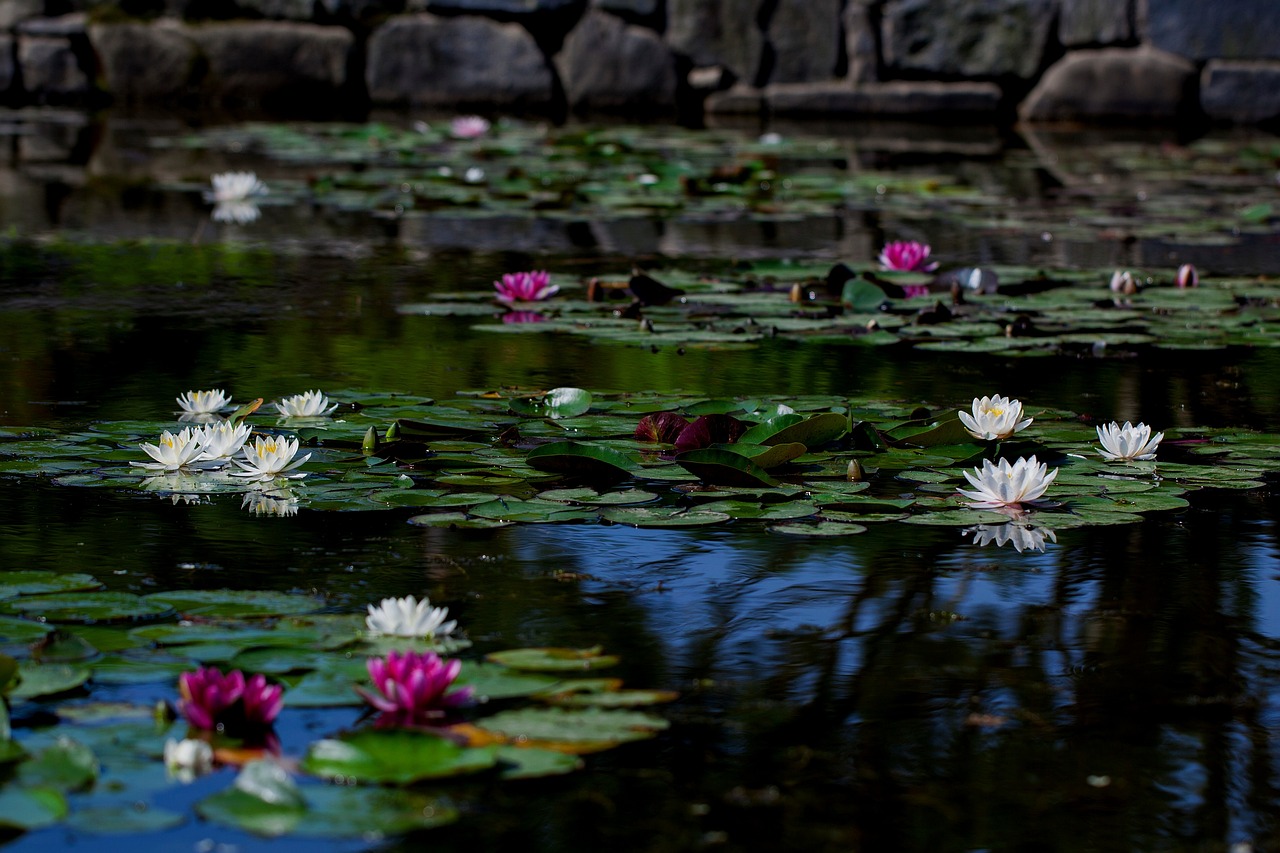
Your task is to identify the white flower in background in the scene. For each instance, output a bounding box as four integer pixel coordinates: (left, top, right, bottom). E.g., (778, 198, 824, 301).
(464, 167, 485, 183)
(176, 389, 231, 415)
(132, 428, 206, 472)
(1109, 269, 1136, 295)
(1096, 421, 1164, 462)
(958, 395, 1033, 441)
(967, 522, 1057, 553)
(449, 115, 490, 139)
(230, 435, 311, 482)
(275, 390, 338, 418)
(958, 456, 1058, 509)
(193, 421, 252, 462)
(242, 488, 300, 517)
(365, 594, 457, 640)
(205, 172, 268, 204)
(164, 738, 214, 783)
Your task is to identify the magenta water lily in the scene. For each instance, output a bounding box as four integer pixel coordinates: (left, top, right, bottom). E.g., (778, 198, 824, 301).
(178, 666, 284, 734)
(356, 650, 474, 728)
(878, 240, 938, 272)
(494, 270, 558, 304)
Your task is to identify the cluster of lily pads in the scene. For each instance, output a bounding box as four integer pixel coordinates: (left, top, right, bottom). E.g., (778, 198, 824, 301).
(0, 578, 672, 838)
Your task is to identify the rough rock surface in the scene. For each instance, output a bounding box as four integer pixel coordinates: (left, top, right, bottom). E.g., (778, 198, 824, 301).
(591, 0, 660, 23)
(1200, 61, 1280, 123)
(414, 0, 577, 13)
(366, 13, 553, 106)
(1019, 47, 1196, 121)
(17, 33, 89, 100)
(666, 0, 766, 85)
(0, 0, 41, 29)
(1059, 0, 1132, 47)
(1147, 0, 1280, 61)
(764, 80, 1003, 116)
(843, 0, 878, 84)
(89, 20, 200, 102)
(187, 21, 352, 105)
(881, 0, 1057, 80)
(765, 0, 841, 84)
(0, 35, 12, 92)
(556, 9, 675, 110)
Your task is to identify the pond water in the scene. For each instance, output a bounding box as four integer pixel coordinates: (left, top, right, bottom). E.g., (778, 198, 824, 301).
(1, 111, 1279, 851)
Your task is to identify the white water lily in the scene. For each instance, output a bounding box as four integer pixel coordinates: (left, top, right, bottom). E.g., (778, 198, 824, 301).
(1096, 421, 1163, 462)
(230, 435, 311, 481)
(275, 390, 337, 418)
(176, 389, 231, 415)
(365, 594, 457, 640)
(967, 522, 1057, 553)
(958, 395, 1033, 441)
(206, 171, 268, 204)
(164, 738, 214, 783)
(193, 421, 252, 462)
(958, 456, 1058, 509)
(132, 428, 206, 472)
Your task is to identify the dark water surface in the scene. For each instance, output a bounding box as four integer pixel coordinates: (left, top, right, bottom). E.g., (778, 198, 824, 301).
(1, 113, 1278, 851)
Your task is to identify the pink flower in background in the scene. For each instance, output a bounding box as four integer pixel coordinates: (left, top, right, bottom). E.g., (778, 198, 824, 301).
(356, 650, 474, 727)
(878, 241, 939, 272)
(450, 115, 490, 139)
(1175, 263, 1198, 288)
(901, 284, 932, 299)
(178, 667, 284, 733)
(494, 270, 559, 304)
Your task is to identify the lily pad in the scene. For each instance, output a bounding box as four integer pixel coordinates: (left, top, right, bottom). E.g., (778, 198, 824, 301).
(301, 730, 498, 784)
(143, 589, 323, 619)
(475, 706, 669, 753)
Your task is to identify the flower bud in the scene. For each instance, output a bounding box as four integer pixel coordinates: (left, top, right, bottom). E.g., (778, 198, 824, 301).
(1175, 263, 1197, 288)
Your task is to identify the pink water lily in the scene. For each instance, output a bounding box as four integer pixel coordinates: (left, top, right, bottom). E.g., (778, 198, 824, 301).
(494, 270, 558, 304)
(878, 240, 938, 272)
(356, 650, 474, 727)
(178, 666, 284, 734)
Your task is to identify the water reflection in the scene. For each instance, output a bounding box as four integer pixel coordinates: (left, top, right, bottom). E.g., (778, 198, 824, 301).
(241, 486, 301, 517)
(211, 199, 263, 224)
(964, 521, 1058, 552)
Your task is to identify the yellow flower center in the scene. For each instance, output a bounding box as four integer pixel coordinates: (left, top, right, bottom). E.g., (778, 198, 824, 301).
(986, 407, 1004, 417)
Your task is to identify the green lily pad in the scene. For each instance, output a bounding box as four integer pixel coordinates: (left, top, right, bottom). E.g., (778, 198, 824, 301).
(301, 730, 498, 784)
(143, 589, 323, 619)
(599, 506, 732, 527)
(475, 707, 668, 752)
(64, 805, 187, 834)
(468, 498, 599, 524)
(0, 786, 68, 830)
(456, 661, 561, 700)
(8, 664, 92, 699)
(495, 745, 584, 780)
(406, 512, 513, 529)
(17, 737, 98, 791)
(4, 592, 173, 624)
(486, 646, 619, 672)
(526, 440, 638, 479)
(0, 572, 103, 599)
(673, 448, 780, 487)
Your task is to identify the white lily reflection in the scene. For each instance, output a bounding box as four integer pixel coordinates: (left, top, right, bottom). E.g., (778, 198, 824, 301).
(140, 473, 215, 505)
(965, 522, 1057, 553)
(242, 487, 300, 517)
(212, 200, 263, 224)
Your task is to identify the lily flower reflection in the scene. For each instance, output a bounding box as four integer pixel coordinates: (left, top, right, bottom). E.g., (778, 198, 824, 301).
(958, 456, 1057, 509)
(366, 595, 457, 641)
(140, 472, 211, 505)
(177, 389, 231, 415)
(356, 650, 474, 728)
(450, 115, 490, 139)
(206, 172, 268, 224)
(133, 428, 206, 472)
(275, 390, 338, 418)
(965, 522, 1057, 553)
(494, 270, 558, 304)
(502, 310, 547, 324)
(164, 737, 214, 783)
(878, 240, 938, 272)
(230, 435, 310, 482)
(1096, 421, 1163, 462)
(178, 666, 283, 735)
(241, 488, 300, 517)
(958, 394, 1033, 441)
(193, 421, 252, 463)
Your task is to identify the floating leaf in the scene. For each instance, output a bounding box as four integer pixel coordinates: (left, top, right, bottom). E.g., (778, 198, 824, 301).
(674, 448, 779, 487)
(526, 441, 638, 479)
(143, 590, 322, 619)
(301, 730, 498, 785)
(474, 707, 668, 753)
(486, 646, 619, 672)
(0, 786, 68, 830)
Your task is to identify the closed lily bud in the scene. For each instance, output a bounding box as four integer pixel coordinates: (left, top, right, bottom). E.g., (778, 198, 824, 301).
(362, 426, 380, 456)
(1109, 270, 1136, 294)
(846, 459, 864, 481)
(385, 421, 400, 441)
(1175, 263, 1197, 288)
(789, 283, 803, 303)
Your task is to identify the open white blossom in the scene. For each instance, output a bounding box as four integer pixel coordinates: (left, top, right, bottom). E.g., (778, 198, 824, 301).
(958, 456, 1057, 509)
(1096, 421, 1163, 462)
(275, 390, 338, 418)
(132, 428, 206, 472)
(958, 395, 1033, 441)
(366, 595, 457, 640)
(230, 435, 311, 482)
(193, 421, 252, 462)
(164, 738, 214, 783)
(967, 522, 1057, 553)
(206, 171, 268, 204)
(176, 389, 231, 415)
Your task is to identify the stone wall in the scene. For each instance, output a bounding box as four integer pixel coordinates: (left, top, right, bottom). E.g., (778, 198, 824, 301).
(1, 0, 1278, 123)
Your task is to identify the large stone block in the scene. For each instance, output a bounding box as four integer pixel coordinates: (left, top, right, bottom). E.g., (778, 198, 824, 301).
(882, 0, 1057, 80)
(17, 33, 90, 101)
(1059, 0, 1132, 47)
(591, 0, 660, 23)
(666, 0, 765, 85)
(1148, 0, 1280, 61)
(556, 9, 675, 110)
(186, 21, 352, 105)
(366, 13, 554, 106)
(416, 0, 577, 12)
(1201, 61, 1280, 124)
(0, 0, 42, 30)
(88, 20, 200, 103)
(1019, 47, 1196, 121)
(844, 0, 878, 84)
(0, 36, 12, 94)
(763, 80, 1002, 117)
(765, 0, 841, 84)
